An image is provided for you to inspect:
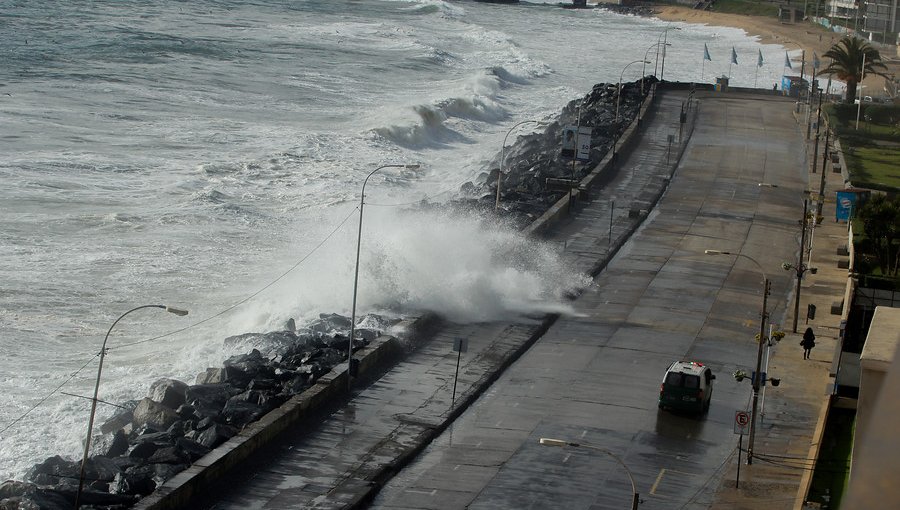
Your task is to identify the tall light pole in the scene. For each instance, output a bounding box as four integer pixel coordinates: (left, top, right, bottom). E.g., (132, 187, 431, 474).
(75, 304, 188, 508)
(495, 120, 540, 210)
(539, 438, 639, 509)
(349, 163, 420, 389)
(705, 250, 769, 465)
(616, 60, 650, 124)
(655, 26, 681, 81)
(784, 198, 811, 333)
(643, 43, 669, 95)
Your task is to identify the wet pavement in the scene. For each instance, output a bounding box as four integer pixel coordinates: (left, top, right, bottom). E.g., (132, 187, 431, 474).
(194, 89, 818, 510)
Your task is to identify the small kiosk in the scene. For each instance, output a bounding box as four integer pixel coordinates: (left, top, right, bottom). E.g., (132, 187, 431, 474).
(715, 76, 729, 92)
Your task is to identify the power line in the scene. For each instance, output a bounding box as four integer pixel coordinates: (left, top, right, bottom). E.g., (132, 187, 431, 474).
(0, 206, 359, 435)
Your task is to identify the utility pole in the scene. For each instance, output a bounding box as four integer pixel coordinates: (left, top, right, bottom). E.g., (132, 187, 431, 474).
(792, 199, 809, 333)
(747, 277, 770, 465)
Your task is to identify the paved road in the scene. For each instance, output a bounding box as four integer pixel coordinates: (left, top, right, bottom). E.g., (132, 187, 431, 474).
(368, 92, 807, 509)
(195, 89, 808, 510)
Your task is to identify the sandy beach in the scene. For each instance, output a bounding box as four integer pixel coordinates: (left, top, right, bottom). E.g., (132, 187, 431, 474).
(652, 5, 897, 95)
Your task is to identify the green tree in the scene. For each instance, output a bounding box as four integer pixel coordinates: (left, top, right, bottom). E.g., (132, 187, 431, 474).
(818, 36, 888, 104)
(857, 194, 900, 276)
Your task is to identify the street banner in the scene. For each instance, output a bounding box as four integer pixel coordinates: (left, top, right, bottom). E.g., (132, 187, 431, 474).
(561, 126, 577, 158)
(576, 126, 592, 161)
(836, 190, 858, 221)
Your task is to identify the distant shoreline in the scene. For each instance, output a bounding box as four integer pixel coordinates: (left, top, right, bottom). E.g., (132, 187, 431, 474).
(649, 5, 893, 93)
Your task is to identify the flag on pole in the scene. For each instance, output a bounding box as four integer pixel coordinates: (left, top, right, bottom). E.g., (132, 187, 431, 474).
(731, 47, 738, 65)
(813, 52, 820, 71)
(757, 49, 764, 68)
(704, 43, 712, 61)
(784, 51, 793, 69)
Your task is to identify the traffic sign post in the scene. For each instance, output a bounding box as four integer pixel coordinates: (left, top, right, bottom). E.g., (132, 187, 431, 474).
(734, 411, 750, 488)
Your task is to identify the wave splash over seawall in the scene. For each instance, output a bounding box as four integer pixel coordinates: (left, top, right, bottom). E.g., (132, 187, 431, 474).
(229, 207, 591, 333)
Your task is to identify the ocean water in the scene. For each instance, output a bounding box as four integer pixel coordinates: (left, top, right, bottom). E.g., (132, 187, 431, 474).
(0, 0, 798, 479)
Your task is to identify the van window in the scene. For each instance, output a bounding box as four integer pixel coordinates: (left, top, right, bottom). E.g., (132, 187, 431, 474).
(665, 372, 683, 385)
(683, 375, 700, 389)
(665, 372, 700, 389)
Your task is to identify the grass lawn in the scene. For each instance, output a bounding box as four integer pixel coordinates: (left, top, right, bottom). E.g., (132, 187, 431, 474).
(825, 104, 900, 192)
(844, 143, 900, 191)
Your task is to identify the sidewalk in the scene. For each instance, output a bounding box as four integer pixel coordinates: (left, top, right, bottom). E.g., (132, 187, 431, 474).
(710, 118, 851, 509)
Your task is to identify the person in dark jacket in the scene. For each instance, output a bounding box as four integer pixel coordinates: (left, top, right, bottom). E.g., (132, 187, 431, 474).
(801, 327, 816, 359)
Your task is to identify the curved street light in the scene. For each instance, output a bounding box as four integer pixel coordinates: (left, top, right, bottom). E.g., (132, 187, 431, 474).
(348, 163, 420, 389)
(705, 249, 769, 465)
(616, 60, 651, 124)
(75, 304, 189, 508)
(643, 42, 670, 95)
(495, 120, 541, 210)
(539, 437, 639, 509)
(655, 26, 681, 80)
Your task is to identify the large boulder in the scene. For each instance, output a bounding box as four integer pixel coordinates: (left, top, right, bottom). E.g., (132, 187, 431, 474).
(25, 456, 79, 487)
(184, 383, 241, 418)
(88, 428, 129, 458)
(99, 399, 139, 435)
(223, 349, 276, 385)
(307, 313, 352, 335)
(192, 423, 237, 449)
(223, 330, 301, 358)
(175, 437, 210, 462)
(0, 481, 71, 510)
(132, 397, 180, 432)
(148, 378, 188, 410)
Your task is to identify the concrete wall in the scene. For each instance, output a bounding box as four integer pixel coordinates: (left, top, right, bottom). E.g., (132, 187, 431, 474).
(855, 306, 900, 453)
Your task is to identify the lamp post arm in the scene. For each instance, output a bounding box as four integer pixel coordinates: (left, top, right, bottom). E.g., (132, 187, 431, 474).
(75, 303, 186, 508)
(348, 163, 419, 389)
(495, 120, 540, 210)
(539, 438, 638, 509)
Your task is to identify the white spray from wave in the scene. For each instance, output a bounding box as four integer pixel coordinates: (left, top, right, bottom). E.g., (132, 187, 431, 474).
(225, 206, 591, 334)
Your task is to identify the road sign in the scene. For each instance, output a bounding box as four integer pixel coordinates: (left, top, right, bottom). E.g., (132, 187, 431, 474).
(734, 411, 750, 434)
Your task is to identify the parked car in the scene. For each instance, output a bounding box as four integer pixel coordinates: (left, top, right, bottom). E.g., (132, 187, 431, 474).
(658, 361, 715, 414)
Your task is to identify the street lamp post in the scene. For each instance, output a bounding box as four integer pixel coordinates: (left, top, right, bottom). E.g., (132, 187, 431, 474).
(616, 60, 650, 124)
(539, 438, 639, 509)
(785, 198, 811, 333)
(495, 120, 540, 210)
(705, 250, 769, 465)
(75, 304, 188, 508)
(643, 43, 670, 95)
(655, 26, 681, 81)
(349, 164, 420, 389)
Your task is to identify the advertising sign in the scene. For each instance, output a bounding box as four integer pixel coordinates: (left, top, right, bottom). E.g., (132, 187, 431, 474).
(561, 126, 577, 159)
(835, 190, 857, 221)
(575, 126, 592, 161)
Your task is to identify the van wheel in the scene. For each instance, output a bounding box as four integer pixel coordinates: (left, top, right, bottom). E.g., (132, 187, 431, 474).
(703, 399, 710, 414)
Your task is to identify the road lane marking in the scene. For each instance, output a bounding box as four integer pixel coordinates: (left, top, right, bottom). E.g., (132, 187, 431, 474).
(405, 489, 437, 496)
(650, 469, 667, 495)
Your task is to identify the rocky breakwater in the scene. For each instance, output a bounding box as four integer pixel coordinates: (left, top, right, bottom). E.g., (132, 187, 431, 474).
(1, 78, 652, 510)
(452, 77, 654, 229)
(1, 313, 398, 510)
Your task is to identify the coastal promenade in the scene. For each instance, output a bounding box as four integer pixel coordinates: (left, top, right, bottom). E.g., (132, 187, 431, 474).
(141, 87, 832, 510)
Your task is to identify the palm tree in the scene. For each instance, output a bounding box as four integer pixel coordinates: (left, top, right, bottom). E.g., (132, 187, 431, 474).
(818, 36, 888, 104)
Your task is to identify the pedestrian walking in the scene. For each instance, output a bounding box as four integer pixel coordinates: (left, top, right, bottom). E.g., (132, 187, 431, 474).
(801, 327, 816, 359)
